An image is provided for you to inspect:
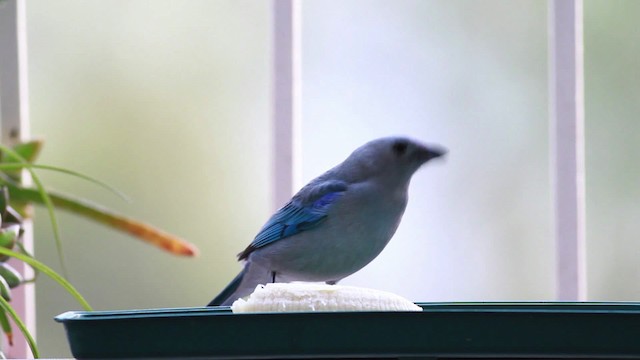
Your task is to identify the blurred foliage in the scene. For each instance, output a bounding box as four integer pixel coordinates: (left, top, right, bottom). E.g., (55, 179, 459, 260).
(1, 139, 198, 257)
(0, 139, 199, 357)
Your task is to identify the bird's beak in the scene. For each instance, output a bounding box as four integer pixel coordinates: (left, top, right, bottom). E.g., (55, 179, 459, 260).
(416, 145, 448, 164)
(417, 144, 447, 163)
(427, 145, 447, 160)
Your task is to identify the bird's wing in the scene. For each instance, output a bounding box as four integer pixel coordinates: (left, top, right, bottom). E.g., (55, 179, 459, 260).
(237, 180, 348, 260)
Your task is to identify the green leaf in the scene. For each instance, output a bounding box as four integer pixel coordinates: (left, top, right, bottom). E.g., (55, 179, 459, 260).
(0, 186, 8, 217)
(8, 186, 199, 257)
(0, 307, 13, 346)
(1, 140, 44, 181)
(0, 163, 130, 202)
(0, 247, 92, 311)
(0, 295, 38, 358)
(0, 144, 68, 278)
(10, 140, 43, 163)
(3, 206, 24, 224)
(0, 276, 10, 302)
(0, 224, 19, 247)
(0, 224, 19, 262)
(13, 242, 38, 283)
(0, 263, 23, 288)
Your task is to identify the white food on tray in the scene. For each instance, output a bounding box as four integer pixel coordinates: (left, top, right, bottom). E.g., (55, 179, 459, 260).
(231, 282, 422, 313)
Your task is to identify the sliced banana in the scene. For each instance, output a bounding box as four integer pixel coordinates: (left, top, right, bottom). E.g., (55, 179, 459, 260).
(231, 282, 422, 313)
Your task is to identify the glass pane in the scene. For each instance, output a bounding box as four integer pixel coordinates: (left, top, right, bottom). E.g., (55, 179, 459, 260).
(301, 0, 552, 301)
(27, 1, 271, 357)
(585, 0, 640, 301)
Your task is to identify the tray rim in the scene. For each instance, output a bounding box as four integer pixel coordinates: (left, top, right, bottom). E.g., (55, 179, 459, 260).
(54, 300, 640, 322)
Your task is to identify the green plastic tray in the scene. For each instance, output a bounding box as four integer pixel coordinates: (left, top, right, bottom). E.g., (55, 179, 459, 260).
(55, 302, 640, 359)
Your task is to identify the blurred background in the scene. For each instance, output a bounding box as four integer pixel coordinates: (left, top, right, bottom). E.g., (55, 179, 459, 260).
(18, 0, 640, 357)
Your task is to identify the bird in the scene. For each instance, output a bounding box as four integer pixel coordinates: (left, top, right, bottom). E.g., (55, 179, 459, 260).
(208, 136, 446, 306)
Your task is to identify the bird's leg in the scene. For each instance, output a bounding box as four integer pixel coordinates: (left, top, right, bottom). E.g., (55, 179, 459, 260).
(271, 271, 277, 283)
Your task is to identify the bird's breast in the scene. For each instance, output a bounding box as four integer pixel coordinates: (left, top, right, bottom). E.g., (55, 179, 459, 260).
(249, 180, 409, 283)
(258, 182, 408, 281)
(331, 182, 407, 249)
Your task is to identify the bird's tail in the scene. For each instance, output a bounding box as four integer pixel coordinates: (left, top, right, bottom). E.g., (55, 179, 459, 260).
(207, 266, 247, 306)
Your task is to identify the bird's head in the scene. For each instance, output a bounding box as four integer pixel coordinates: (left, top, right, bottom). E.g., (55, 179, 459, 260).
(341, 136, 447, 185)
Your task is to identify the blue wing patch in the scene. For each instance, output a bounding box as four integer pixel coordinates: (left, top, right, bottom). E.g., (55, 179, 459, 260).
(237, 183, 347, 260)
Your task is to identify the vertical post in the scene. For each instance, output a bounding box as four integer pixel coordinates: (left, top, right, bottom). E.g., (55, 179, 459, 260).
(549, 0, 586, 301)
(272, 0, 301, 209)
(0, 0, 35, 357)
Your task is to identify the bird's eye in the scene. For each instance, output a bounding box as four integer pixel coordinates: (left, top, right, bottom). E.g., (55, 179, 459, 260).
(392, 140, 408, 156)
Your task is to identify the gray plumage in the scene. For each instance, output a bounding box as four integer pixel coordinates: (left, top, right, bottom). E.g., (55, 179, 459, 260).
(208, 136, 446, 306)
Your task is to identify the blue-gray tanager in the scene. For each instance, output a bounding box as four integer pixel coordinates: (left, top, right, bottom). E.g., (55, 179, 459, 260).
(208, 136, 446, 306)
